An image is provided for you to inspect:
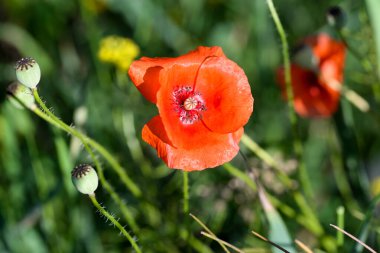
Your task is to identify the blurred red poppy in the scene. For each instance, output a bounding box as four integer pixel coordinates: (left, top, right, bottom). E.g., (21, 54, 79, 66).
(129, 46, 253, 171)
(277, 33, 346, 117)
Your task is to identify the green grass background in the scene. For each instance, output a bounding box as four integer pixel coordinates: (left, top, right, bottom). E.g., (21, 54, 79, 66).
(0, 0, 379, 252)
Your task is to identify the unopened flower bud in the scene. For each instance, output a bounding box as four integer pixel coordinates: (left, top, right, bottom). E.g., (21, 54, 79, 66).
(15, 57, 41, 88)
(7, 82, 35, 109)
(71, 164, 98, 195)
(327, 6, 346, 29)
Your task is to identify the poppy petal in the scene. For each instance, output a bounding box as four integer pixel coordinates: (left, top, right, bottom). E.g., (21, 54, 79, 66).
(142, 116, 243, 171)
(305, 33, 345, 62)
(128, 46, 225, 103)
(157, 64, 233, 149)
(305, 34, 346, 94)
(319, 55, 345, 95)
(195, 57, 254, 133)
(277, 65, 339, 117)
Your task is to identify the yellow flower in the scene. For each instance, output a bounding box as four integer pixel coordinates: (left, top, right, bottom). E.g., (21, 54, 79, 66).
(371, 177, 380, 196)
(81, 0, 106, 14)
(98, 36, 140, 71)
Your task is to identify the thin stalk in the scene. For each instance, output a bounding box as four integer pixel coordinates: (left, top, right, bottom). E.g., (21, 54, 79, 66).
(183, 171, 189, 213)
(200, 232, 244, 253)
(31, 88, 141, 197)
(337, 206, 345, 247)
(265, 0, 294, 121)
(89, 194, 142, 253)
(84, 136, 142, 197)
(330, 224, 376, 253)
(190, 213, 230, 253)
(31, 89, 140, 232)
(326, 79, 370, 112)
(265, 0, 313, 201)
(251, 230, 290, 253)
(294, 239, 313, 253)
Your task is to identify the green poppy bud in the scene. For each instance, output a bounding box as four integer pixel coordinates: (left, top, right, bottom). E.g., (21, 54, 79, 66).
(7, 82, 35, 109)
(71, 164, 99, 195)
(15, 57, 41, 88)
(326, 6, 346, 30)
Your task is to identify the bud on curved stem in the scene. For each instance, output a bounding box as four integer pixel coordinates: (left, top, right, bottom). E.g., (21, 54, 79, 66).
(7, 82, 35, 109)
(88, 194, 142, 253)
(15, 57, 41, 88)
(71, 164, 99, 195)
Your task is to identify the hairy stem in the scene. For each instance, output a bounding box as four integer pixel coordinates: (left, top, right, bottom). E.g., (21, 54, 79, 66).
(89, 194, 142, 253)
(31, 89, 140, 232)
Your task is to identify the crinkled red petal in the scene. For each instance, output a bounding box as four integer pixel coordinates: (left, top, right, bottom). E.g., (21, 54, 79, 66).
(304, 33, 346, 63)
(157, 64, 232, 149)
(277, 65, 340, 117)
(194, 57, 253, 133)
(128, 46, 226, 103)
(142, 116, 243, 171)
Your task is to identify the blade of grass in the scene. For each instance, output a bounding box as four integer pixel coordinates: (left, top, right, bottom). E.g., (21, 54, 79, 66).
(190, 213, 230, 253)
(200, 231, 244, 253)
(354, 195, 380, 253)
(251, 231, 290, 253)
(257, 186, 296, 253)
(265, 0, 313, 201)
(294, 239, 313, 253)
(330, 224, 376, 253)
(336, 206, 345, 247)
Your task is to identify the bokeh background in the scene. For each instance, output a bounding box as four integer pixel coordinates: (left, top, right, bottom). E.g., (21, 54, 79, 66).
(1, 0, 380, 252)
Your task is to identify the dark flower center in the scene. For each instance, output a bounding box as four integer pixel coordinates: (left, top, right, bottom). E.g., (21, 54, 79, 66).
(172, 86, 206, 125)
(15, 57, 36, 71)
(71, 164, 92, 178)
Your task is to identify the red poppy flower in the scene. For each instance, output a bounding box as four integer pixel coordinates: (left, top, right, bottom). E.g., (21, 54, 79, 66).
(128, 46, 253, 171)
(277, 33, 346, 117)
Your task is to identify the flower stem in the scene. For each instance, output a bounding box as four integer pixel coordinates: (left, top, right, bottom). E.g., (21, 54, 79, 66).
(31, 89, 140, 232)
(183, 171, 189, 213)
(31, 88, 141, 197)
(88, 194, 142, 253)
(336, 206, 345, 247)
(84, 136, 142, 197)
(265, 0, 313, 200)
(265, 0, 294, 118)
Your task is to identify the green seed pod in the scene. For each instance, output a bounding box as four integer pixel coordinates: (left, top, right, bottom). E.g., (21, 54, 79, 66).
(7, 82, 35, 109)
(15, 57, 41, 88)
(71, 164, 99, 195)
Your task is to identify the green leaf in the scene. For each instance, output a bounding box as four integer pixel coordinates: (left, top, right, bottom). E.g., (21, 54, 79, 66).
(258, 188, 296, 253)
